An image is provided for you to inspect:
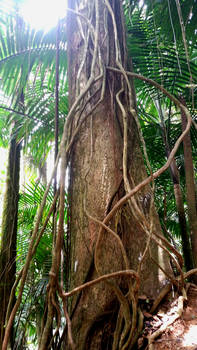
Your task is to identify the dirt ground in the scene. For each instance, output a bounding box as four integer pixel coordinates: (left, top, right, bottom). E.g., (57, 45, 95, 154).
(138, 284, 197, 349)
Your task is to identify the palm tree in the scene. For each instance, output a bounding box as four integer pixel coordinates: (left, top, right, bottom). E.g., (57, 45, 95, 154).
(15, 181, 66, 348)
(126, 2, 197, 271)
(0, 4, 67, 347)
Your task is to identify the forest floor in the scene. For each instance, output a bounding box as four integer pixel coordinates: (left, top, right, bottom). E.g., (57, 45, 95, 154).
(138, 283, 197, 349)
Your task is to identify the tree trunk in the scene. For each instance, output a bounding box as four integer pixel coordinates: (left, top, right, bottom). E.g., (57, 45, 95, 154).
(66, 1, 172, 348)
(180, 97, 197, 270)
(154, 99, 192, 270)
(173, 180, 193, 270)
(0, 135, 21, 349)
(165, 147, 192, 271)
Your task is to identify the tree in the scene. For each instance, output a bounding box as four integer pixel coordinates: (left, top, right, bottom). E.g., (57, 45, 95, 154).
(126, 3, 197, 271)
(65, 0, 172, 348)
(0, 131, 21, 348)
(0, 7, 67, 347)
(180, 97, 197, 271)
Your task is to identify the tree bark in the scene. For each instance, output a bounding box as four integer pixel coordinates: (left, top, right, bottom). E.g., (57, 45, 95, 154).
(66, 1, 172, 348)
(180, 97, 197, 270)
(166, 148, 192, 271)
(173, 180, 193, 270)
(0, 135, 21, 349)
(154, 99, 192, 270)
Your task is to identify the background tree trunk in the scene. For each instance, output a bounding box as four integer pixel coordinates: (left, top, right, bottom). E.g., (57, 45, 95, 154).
(66, 0, 172, 348)
(0, 134, 21, 349)
(165, 146, 192, 271)
(180, 97, 197, 271)
(154, 99, 192, 270)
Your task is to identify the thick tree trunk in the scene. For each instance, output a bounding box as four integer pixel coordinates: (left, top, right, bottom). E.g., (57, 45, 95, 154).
(66, 1, 172, 348)
(0, 136, 21, 349)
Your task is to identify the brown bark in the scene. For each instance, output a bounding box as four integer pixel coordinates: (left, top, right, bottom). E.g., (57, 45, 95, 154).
(66, 1, 172, 348)
(173, 181, 193, 270)
(167, 150, 193, 271)
(180, 97, 197, 270)
(0, 136, 21, 349)
(155, 99, 192, 270)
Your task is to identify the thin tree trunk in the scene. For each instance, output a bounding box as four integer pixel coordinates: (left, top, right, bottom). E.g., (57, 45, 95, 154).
(0, 135, 21, 349)
(166, 148, 192, 271)
(155, 99, 193, 270)
(173, 180, 193, 269)
(66, 1, 172, 348)
(180, 97, 197, 270)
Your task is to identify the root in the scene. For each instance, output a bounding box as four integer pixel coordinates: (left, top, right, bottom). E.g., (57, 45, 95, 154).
(150, 284, 172, 314)
(147, 294, 185, 350)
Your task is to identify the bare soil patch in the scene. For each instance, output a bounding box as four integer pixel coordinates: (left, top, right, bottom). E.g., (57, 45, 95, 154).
(138, 284, 197, 349)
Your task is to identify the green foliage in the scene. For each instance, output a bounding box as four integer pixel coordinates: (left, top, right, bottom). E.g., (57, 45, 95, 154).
(0, 2, 69, 344)
(127, 8, 197, 107)
(0, 11, 67, 99)
(142, 0, 197, 46)
(0, 2, 68, 165)
(126, 1, 197, 241)
(16, 181, 67, 348)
